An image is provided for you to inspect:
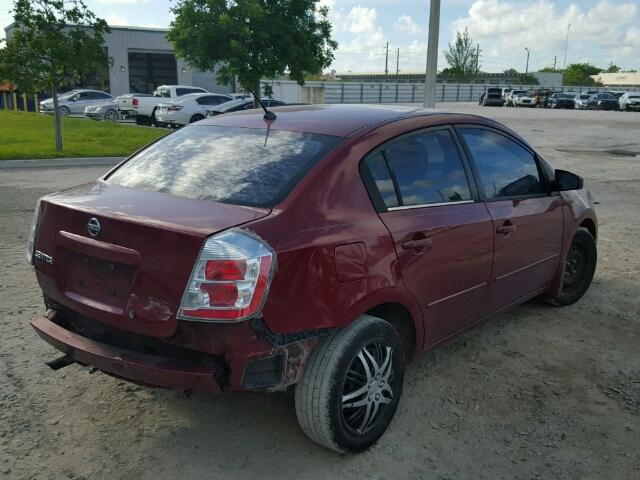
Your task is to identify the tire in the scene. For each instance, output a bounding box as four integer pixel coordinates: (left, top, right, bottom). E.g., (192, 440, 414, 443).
(104, 109, 118, 122)
(58, 106, 70, 116)
(150, 109, 158, 126)
(189, 114, 204, 123)
(549, 227, 597, 306)
(295, 315, 405, 453)
(135, 115, 150, 126)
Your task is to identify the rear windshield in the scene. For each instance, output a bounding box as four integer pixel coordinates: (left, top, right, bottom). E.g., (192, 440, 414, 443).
(106, 126, 342, 208)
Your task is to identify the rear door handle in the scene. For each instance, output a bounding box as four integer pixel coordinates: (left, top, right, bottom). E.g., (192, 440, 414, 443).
(402, 235, 433, 251)
(496, 221, 516, 235)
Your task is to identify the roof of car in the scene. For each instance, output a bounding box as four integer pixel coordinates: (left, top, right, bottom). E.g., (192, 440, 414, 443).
(198, 104, 442, 137)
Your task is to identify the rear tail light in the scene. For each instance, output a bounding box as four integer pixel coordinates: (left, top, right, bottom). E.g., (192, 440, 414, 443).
(178, 229, 276, 322)
(167, 105, 183, 112)
(26, 198, 42, 264)
(132, 98, 138, 107)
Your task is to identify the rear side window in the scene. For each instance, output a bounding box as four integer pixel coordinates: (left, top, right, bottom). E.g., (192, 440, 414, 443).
(460, 128, 544, 198)
(362, 152, 399, 208)
(106, 126, 342, 208)
(383, 129, 472, 206)
(196, 95, 229, 106)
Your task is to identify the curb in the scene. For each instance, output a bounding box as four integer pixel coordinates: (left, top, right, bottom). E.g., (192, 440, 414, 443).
(0, 157, 124, 169)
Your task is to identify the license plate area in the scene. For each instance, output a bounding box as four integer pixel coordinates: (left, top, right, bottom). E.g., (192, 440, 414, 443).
(60, 250, 135, 309)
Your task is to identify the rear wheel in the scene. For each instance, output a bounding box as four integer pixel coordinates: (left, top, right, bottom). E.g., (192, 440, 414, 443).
(295, 315, 404, 453)
(189, 114, 204, 123)
(58, 106, 70, 116)
(549, 227, 597, 306)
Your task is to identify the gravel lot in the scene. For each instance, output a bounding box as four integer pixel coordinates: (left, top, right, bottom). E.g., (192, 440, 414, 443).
(1, 103, 639, 480)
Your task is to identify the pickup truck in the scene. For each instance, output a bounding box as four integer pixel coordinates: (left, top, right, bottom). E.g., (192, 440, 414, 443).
(119, 85, 208, 125)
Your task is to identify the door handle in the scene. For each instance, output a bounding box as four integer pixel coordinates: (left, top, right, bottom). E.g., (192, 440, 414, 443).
(496, 221, 516, 235)
(402, 234, 433, 251)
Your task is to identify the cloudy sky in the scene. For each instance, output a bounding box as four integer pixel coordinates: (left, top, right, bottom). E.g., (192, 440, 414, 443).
(1, 0, 638, 73)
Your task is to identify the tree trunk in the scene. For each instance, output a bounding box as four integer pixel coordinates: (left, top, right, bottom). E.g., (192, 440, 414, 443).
(51, 84, 63, 151)
(253, 80, 261, 108)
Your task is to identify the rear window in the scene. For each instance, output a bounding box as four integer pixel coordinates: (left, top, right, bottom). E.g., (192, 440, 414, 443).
(106, 126, 342, 208)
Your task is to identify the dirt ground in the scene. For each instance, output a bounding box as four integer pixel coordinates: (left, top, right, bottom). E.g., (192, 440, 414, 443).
(1, 103, 639, 480)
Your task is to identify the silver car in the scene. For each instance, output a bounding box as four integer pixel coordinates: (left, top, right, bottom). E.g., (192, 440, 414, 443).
(40, 89, 113, 116)
(84, 94, 144, 121)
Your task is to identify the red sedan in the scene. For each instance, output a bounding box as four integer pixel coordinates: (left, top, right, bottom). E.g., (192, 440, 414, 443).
(27, 104, 597, 453)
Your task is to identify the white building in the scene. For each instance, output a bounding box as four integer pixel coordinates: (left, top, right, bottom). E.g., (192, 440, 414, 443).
(591, 72, 640, 88)
(4, 23, 232, 96)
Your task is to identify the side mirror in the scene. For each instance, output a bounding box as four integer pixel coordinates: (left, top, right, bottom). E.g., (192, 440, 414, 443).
(553, 169, 583, 191)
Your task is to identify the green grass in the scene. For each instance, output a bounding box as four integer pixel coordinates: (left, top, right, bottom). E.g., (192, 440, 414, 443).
(0, 110, 166, 160)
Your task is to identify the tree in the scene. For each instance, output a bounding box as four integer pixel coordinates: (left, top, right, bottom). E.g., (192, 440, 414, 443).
(443, 29, 480, 81)
(539, 66, 560, 73)
(562, 63, 602, 86)
(503, 68, 519, 76)
(5, 0, 109, 150)
(168, 0, 337, 104)
(605, 64, 620, 73)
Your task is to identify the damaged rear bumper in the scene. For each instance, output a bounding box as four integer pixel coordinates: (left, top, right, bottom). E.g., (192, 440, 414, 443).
(31, 312, 223, 394)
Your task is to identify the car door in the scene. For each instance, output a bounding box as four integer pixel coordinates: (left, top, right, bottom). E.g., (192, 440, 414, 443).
(457, 127, 564, 315)
(69, 92, 92, 114)
(361, 127, 494, 346)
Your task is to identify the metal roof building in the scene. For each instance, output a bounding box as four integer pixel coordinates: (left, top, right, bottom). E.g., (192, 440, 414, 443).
(4, 23, 232, 97)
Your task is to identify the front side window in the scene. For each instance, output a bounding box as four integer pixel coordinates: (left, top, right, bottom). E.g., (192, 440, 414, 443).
(106, 126, 342, 208)
(460, 128, 544, 198)
(383, 129, 472, 206)
(176, 88, 206, 96)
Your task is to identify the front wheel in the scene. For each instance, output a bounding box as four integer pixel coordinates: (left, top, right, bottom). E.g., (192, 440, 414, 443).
(549, 227, 597, 306)
(295, 315, 404, 453)
(58, 106, 70, 116)
(104, 109, 118, 122)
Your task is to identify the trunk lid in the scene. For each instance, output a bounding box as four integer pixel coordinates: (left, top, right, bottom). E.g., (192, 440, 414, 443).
(34, 181, 270, 337)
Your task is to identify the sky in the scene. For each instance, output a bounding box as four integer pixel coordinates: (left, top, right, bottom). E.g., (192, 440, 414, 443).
(1, 0, 639, 74)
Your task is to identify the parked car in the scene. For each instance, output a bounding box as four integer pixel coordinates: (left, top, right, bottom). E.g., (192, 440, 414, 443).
(574, 94, 591, 109)
(619, 92, 640, 111)
(116, 93, 153, 119)
(155, 93, 233, 127)
(39, 90, 113, 116)
(547, 93, 576, 109)
(122, 85, 209, 125)
(512, 91, 535, 107)
(84, 98, 120, 121)
(205, 98, 286, 116)
(27, 105, 597, 454)
(586, 93, 620, 111)
(608, 91, 626, 99)
(479, 87, 505, 107)
(505, 89, 526, 107)
(501, 88, 513, 101)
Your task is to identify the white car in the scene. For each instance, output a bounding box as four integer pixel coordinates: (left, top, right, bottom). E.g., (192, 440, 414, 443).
(619, 92, 640, 111)
(506, 89, 526, 107)
(155, 93, 234, 127)
(123, 85, 209, 125)
(513, 91, 535, 107)
(574, 94, 591, 110)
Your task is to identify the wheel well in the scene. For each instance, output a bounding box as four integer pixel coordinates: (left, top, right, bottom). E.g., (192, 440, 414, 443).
(580, 218, 596, 240)
(365, 303, 416, 363)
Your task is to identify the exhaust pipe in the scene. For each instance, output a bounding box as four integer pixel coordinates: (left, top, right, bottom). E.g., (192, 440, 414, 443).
(46, 355, 75, 371)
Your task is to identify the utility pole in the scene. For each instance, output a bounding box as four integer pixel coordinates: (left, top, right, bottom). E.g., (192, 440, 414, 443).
(563, 23, 571, 68)
(423, 0, 440, 108)
(396, 48, 400, 78)
(384, 42, 389, 77)
(525, 47, 530, 75)
(475, 43, 480, 73)
(553, 55, 557, 70)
